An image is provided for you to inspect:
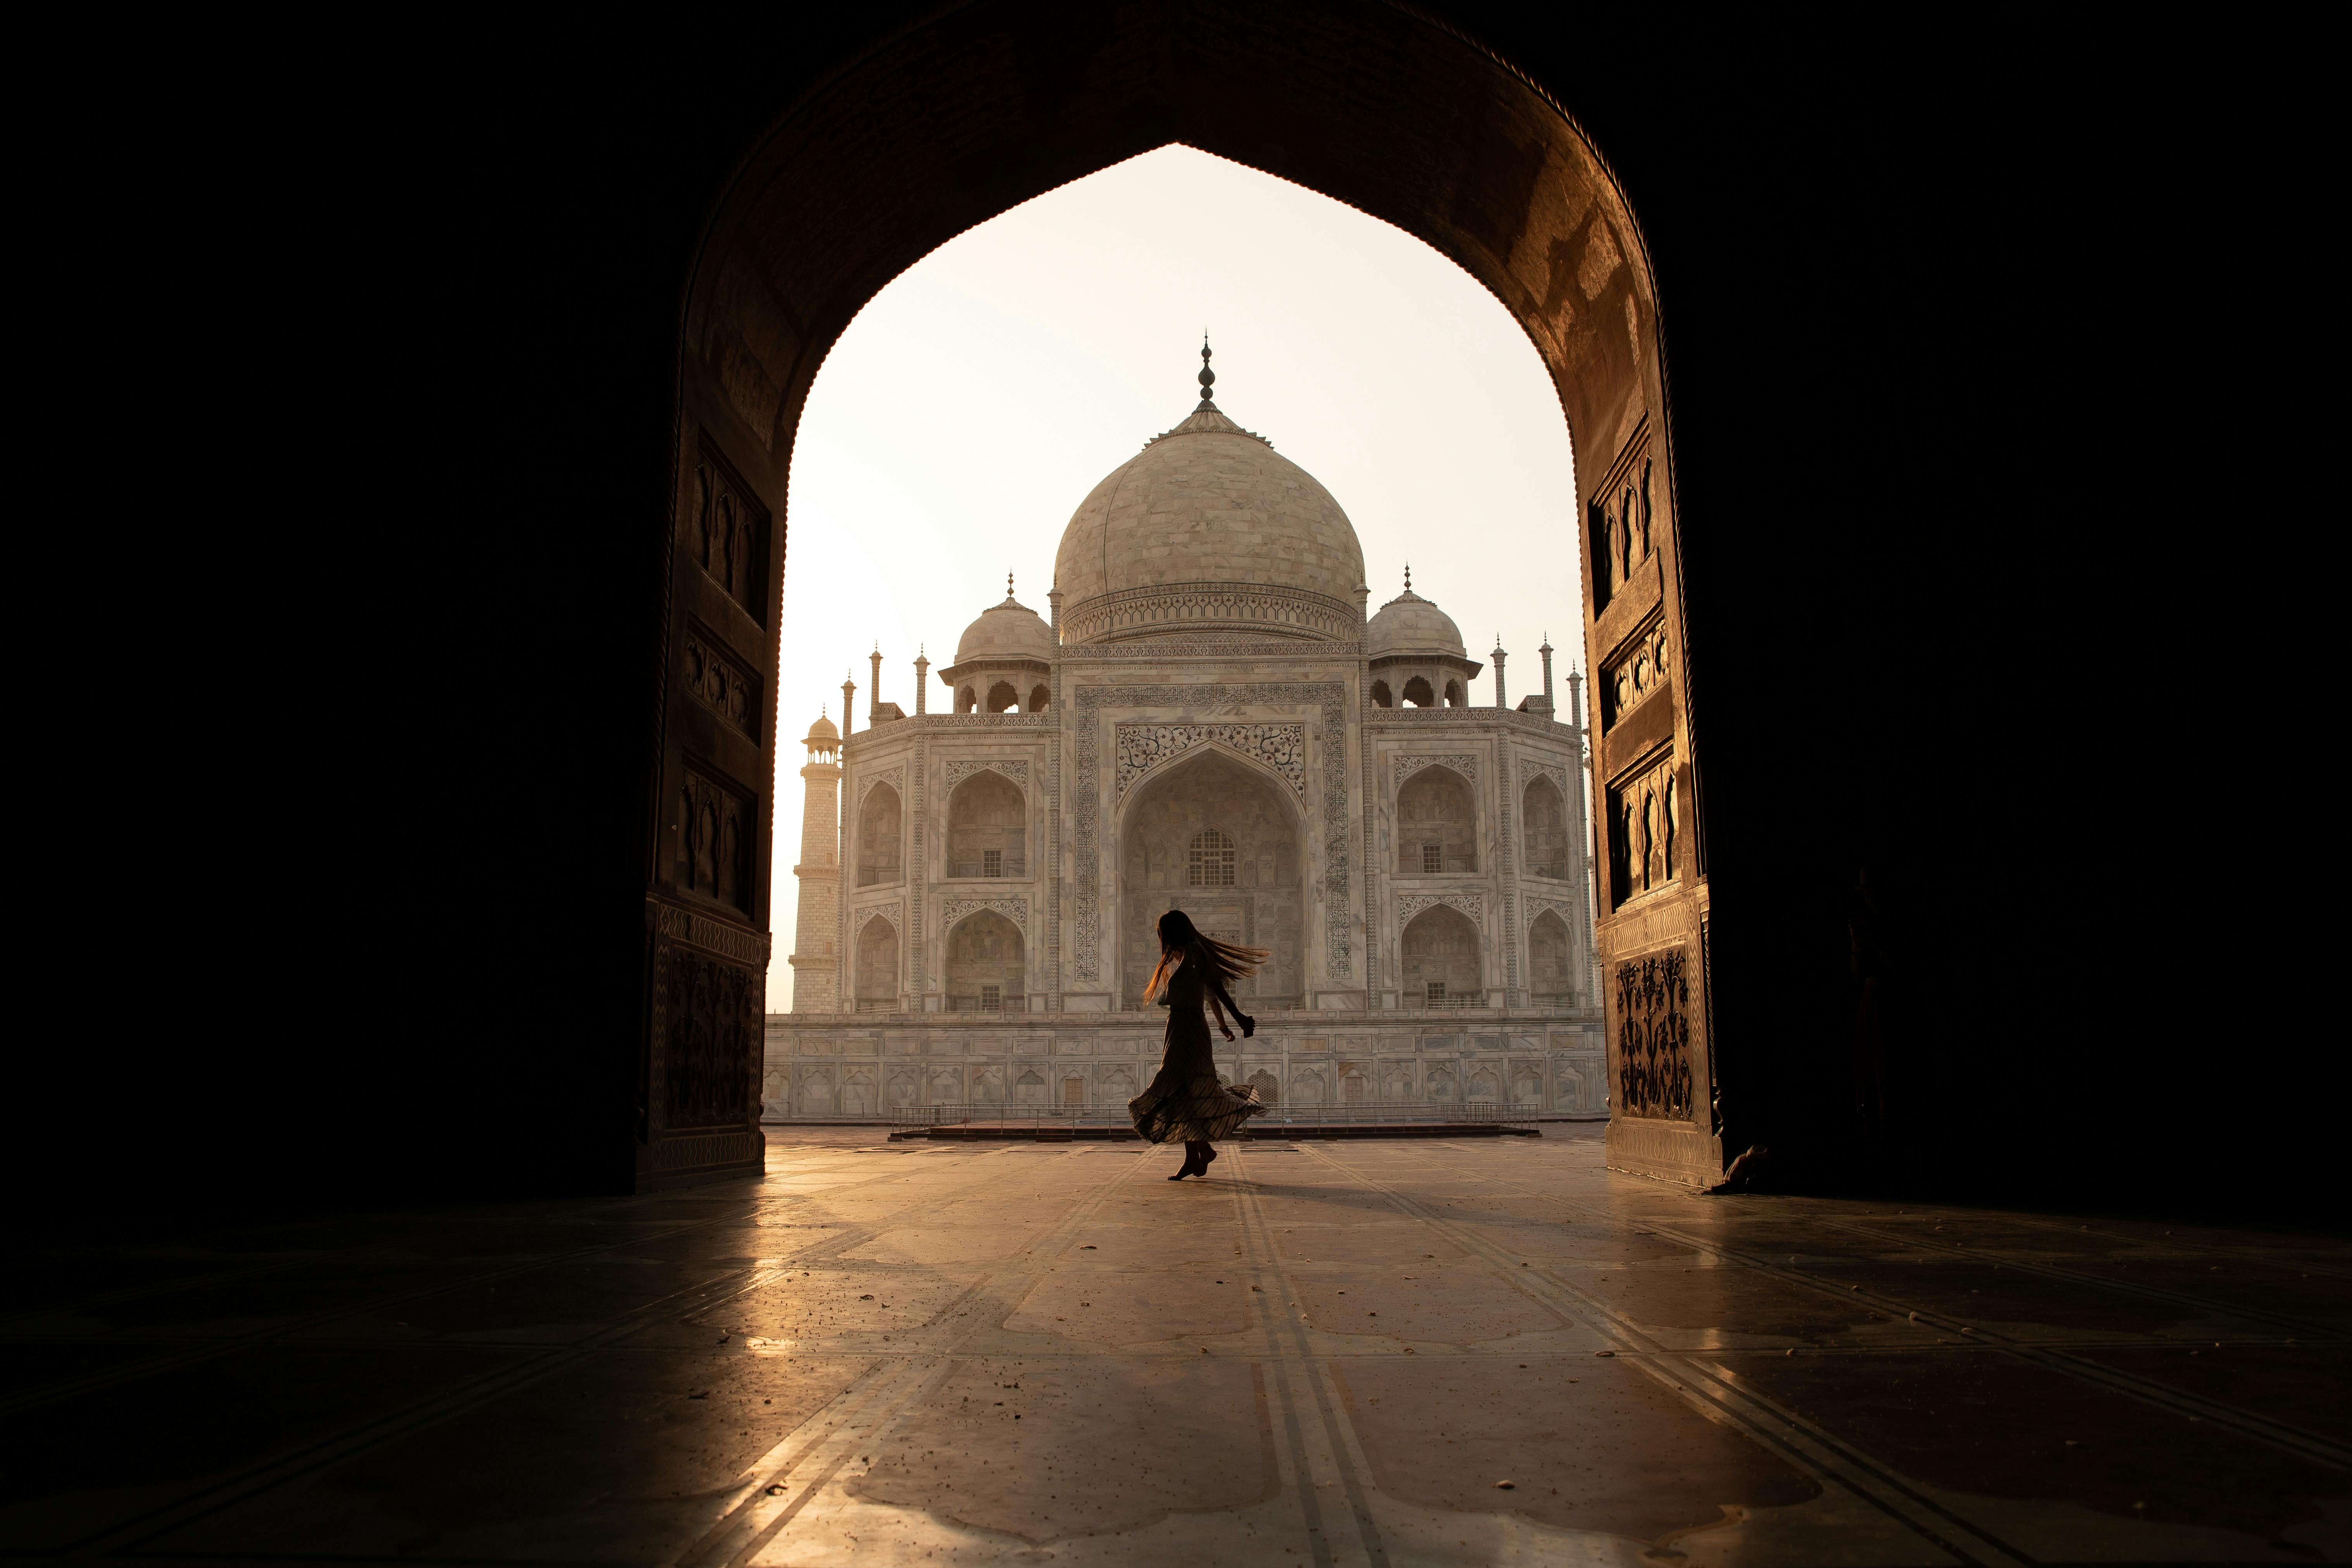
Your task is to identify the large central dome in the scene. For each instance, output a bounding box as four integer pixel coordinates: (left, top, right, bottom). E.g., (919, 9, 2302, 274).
(1053, 396, 1366, 645)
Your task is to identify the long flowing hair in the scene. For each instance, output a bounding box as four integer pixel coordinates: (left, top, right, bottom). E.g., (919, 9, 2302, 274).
(1142, 908, 1269, 1003)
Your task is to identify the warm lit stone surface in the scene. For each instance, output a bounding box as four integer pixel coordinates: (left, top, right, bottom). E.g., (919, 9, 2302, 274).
(2, 1127, 2346, 1564)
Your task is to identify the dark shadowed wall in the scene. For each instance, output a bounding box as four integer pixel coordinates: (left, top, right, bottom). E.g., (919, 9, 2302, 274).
(40, 5, 2307, 1222)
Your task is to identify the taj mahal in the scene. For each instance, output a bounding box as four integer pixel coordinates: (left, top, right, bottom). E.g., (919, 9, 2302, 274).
(762, 348, 1606, 1118)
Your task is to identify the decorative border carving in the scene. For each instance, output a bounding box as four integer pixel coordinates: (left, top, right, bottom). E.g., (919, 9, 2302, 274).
(1398, 892, 1484, 926)
(1061, 639, 1364, 658)
(651, 900, 772, 966)
(942, 896, 1027, 933)
(853, 903, 902, 940)
(1519, 760, 1571, 799)
(1115, 723, 1306, 801)
(1074, 683, 1349, 982)
(1062, 582, 1359, 645)
(1364, 707, 1568, 733)
(857, 766, 905, 808)
(1523, 894, 1581, 926)
(1392, 752, 1478, 788)
(945, 758, 1030, 794)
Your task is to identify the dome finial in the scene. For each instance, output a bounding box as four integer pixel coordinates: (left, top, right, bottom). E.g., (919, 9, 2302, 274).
(1403, 562, 1412, 592)
(1196, 333, 1216, 410)
(1006, 570, 1016, 601)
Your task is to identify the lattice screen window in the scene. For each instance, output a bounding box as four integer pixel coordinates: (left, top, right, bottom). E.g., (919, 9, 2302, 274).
(1422, 843, 1442, 874)
(979, 984, 1001, 1013)
(982, 849, 1002, 877)
(1188, 828, 1236, 887)
(1426, 980, 1446, 1003)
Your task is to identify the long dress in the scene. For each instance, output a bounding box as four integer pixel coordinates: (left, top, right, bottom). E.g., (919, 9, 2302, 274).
(1129, 958, 1267, 1144)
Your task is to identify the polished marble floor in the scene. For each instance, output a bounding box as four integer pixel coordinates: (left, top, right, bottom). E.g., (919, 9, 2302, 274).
(3, 1126, 2345, 1565)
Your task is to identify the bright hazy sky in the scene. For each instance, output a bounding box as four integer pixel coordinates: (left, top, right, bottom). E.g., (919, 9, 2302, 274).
(771, 146, 1582, 1010)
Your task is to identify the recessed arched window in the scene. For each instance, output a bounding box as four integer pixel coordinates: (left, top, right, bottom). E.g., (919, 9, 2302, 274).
(1187, 826, 1236, 887)
(1370, 680, 1393, 708)
(857, 781, 902, 887)
(957, 685, 977, 714)
(1403, 675, 1435, 707)
(1028, 683, 1049, 713)
(986, 681, 1018, 713)
(1443, 679, 1464, 706)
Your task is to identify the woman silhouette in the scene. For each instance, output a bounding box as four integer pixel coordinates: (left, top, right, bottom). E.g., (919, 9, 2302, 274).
(1129, 910, 1269, 1179)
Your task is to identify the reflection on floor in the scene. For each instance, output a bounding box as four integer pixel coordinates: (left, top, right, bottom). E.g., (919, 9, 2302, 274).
(4, 1126, 2346, 1564)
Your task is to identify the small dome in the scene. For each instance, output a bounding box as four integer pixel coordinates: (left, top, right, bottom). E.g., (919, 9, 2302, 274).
(805, 711, 838, 743)
(954, 591, 1056, 665)
(1364, 583, 1466, 659)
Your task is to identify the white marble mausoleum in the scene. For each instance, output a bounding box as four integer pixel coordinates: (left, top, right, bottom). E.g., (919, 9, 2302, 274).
(766, 350, 1604, 1118)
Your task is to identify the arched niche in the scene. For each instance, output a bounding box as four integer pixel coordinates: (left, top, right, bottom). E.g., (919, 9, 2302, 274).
(1397, 766, 1477, 874)
(1528, 909, 1577, 1003)
(1401, 904, 1481, 1006)
(857, 781, 902, 887)
(947, 770, 1025, 879)
(1521, 775, 1570, 880)
(854, 917, 899, 1011)
(1118, 749, 1304, 1009)
(956, 685, 978, 715)
(1444, 679, 1465, 707)
(945, 909, 1023, 1013)
(1402, 675, 1435, 707)
(986, 681, 1019, 713)
(1246, 1068, 1280, 1105)
(1370, 680, 1394, 708)
(1028, 684, 1050, 713)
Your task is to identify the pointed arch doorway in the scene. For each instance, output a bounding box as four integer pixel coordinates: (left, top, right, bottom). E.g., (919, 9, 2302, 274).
(628, 0, 1710, 1190)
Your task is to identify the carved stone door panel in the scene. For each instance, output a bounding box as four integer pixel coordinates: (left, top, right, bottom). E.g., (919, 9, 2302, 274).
(639, 421, 781, 1190)
(1584, 415, 1721, 1189)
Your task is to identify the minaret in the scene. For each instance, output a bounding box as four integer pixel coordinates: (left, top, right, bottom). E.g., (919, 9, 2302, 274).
(1047, 576, 1063, 637)
(913, 646, 929, 715)
(787, 712, 843, 1013)
(1539, 634, 1556, 713)
(868, 644, 884, 726)
(1565, 658, 1585, 731)
(840, 672, 856, 739)
(1491, 635, 1508, 710)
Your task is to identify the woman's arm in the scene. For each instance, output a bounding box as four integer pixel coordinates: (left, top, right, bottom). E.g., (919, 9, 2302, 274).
(1205, 972, 1255, 1039)
(1205, 985, 1236, 1042)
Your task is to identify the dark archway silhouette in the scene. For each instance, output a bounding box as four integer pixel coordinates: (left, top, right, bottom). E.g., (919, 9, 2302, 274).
(158, 4, 2249, 1216)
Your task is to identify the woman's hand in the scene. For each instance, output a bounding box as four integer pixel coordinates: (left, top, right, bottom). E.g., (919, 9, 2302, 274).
(1219, 1024, 1236, 1041)
(1240, 1014, 1256, 1039)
